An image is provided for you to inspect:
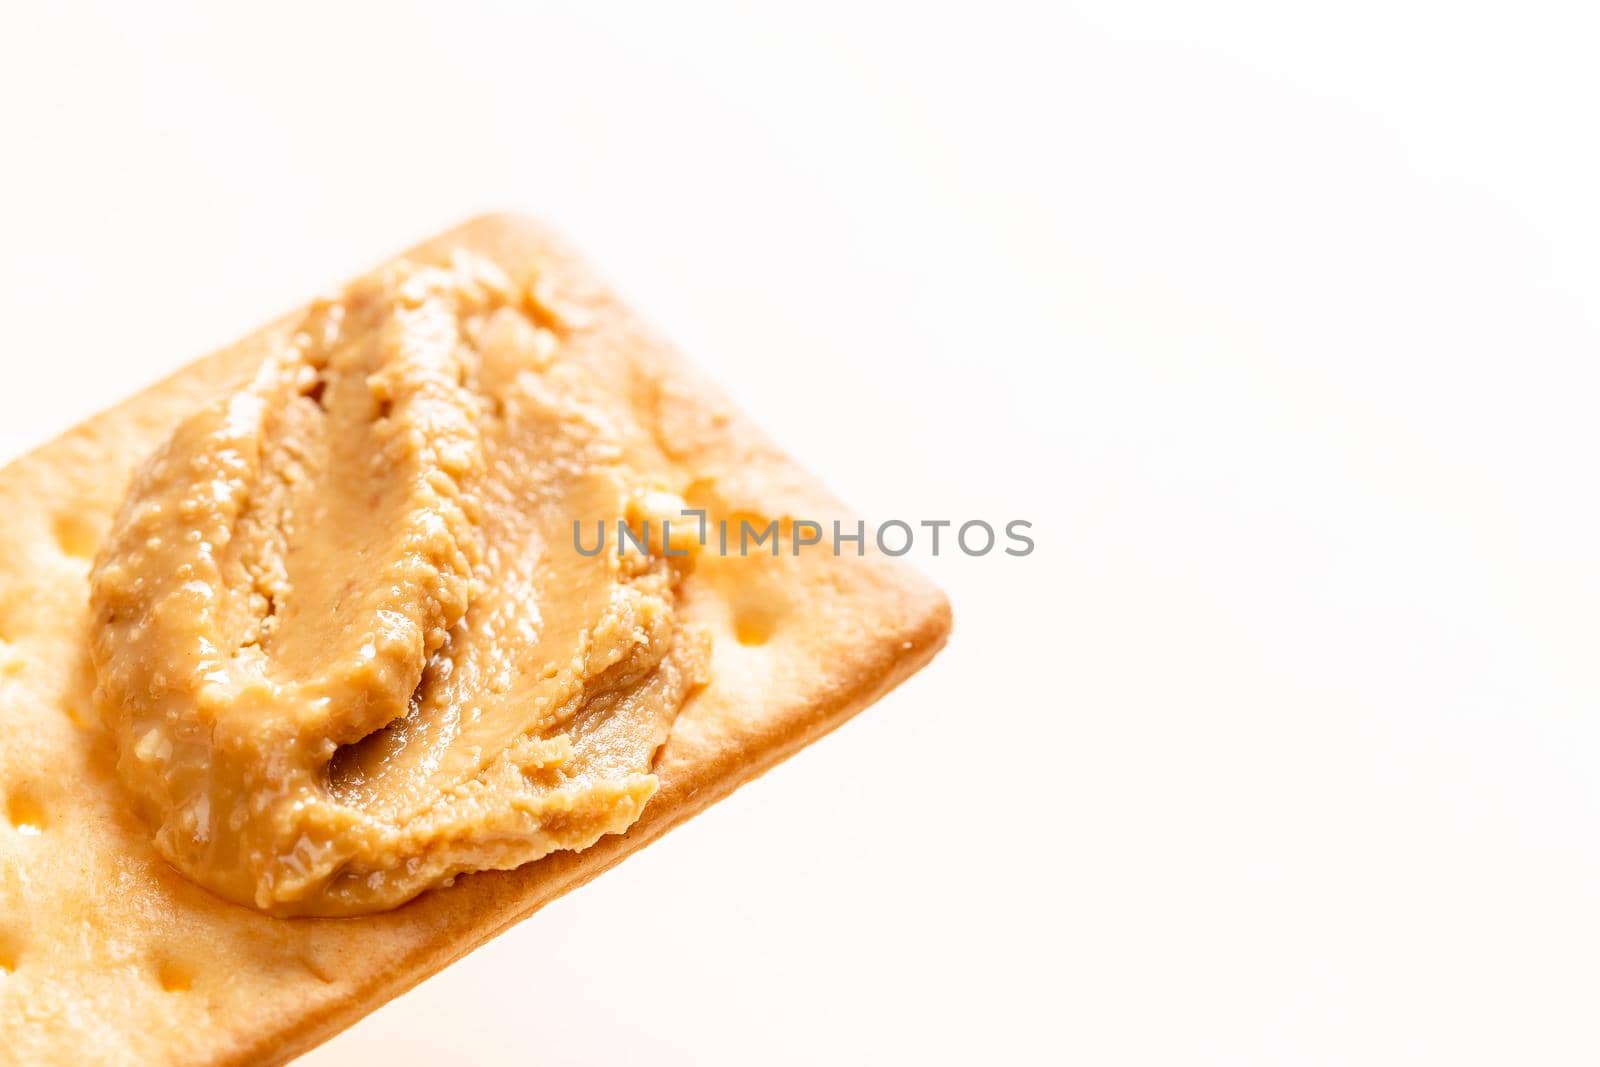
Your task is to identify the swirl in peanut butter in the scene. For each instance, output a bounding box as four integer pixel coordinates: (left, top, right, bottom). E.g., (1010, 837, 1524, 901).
(89, 255, 709, 916)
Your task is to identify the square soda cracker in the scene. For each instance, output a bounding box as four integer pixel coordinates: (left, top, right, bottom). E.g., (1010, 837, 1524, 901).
(0, 215, 950, 1065)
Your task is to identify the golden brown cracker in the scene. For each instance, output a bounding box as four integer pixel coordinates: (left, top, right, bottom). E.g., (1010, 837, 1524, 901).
(0, 215, 949, 1065)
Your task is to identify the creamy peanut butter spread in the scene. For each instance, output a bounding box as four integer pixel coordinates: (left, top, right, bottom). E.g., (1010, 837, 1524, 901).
(88, 254, 710, 917)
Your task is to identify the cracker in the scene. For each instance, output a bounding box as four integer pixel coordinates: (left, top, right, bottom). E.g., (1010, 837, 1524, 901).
(0, 215, 950, 1065)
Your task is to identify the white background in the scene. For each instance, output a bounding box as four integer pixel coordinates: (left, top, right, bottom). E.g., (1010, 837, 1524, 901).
(4, 2, 1600, 1064)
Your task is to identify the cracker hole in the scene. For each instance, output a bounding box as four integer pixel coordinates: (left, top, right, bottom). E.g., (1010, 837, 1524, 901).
(734, 610, 776, 647)
(5, 790, 46, 835)
(52, 514, 100, 560)
(0, 930, 21, 974)
(1, 652, 22, 678)
(156, 958, 195, 993)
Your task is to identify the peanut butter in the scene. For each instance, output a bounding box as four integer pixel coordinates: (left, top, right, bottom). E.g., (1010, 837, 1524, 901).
(87, 254, 709, 917)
